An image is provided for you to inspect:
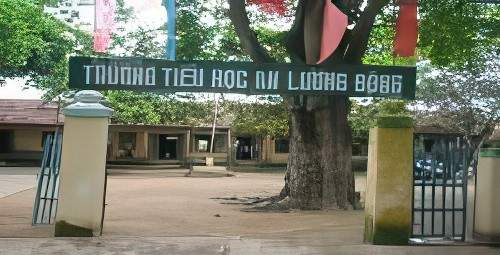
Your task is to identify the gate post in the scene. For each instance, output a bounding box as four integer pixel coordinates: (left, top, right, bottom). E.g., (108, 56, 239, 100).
(474, 140, 500, 243)
(54, 90, 113, 237)
(364, 116, 414, 245)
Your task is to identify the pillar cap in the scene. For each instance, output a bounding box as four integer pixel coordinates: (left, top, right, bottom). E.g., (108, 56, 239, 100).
(480, 140, 500, 158)
(376, 115, 414, 128)
(63, 90, 114, 118)
(480, 148, 500, 158)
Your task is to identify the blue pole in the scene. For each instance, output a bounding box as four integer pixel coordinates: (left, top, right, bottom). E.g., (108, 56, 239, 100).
(164, 0, 176, 60)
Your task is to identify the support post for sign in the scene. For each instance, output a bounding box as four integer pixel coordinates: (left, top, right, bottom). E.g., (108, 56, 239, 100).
(163, 0, 176, 60)
(364, 115, 414, 245)
(54, 90, 113, 237)
(226, 129, 231, 171)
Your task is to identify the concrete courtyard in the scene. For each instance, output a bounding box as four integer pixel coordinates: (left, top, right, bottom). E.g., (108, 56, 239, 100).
(0, 167, 499, 254)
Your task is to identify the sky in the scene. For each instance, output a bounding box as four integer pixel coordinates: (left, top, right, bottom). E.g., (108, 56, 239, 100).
(0, 78, 43, 99)
(0, 0, 166, 100)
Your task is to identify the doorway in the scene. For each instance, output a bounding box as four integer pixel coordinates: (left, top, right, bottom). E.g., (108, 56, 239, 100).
(159, 135, 177, 160)
(0, 130, 13, 153)
(236, 136, 254, 160)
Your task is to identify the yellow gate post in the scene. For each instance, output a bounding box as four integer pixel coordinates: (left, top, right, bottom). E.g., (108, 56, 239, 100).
(364, 115, 414, 245)
(54, 90, 113, 237)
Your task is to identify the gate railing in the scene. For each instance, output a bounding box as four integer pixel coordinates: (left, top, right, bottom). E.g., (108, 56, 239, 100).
(32, 128, 63, 225)
(412, 134, 472, 241)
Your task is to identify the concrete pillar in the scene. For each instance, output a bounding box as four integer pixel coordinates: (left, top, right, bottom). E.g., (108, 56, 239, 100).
(111, 131, 119, 160)
(182, 131, 190, 168)
(226, 129, 231, 169)
(190, 127, 195, 153)
(134, 131, 148, 159)
(364, 116, 413, 245)
(474, 141, 500, 243)
(55, 90, 113, 237)
(260, 135, 270, 163)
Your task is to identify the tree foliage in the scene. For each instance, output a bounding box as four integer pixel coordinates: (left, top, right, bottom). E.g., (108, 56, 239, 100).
(105, 91, 214, 126)
(0, 0, 92, 99)
(419, 0, 500, 69)
(415, 57, 500, 138)
(224, 98, 289, 137)
(349, 99, 409, 142)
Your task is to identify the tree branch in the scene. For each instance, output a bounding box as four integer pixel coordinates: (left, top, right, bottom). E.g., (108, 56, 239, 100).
(284, 0, 306, 64)
(228, 0, 275, 63)
(343, 0, 389, 64)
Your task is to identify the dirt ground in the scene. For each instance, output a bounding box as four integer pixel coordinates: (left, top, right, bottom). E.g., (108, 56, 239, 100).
(2, 168, 500, 255)
(0, 167, 366, 244)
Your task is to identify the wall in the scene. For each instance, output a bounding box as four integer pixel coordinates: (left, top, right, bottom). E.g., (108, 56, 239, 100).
(13, 129, 43, 151)
(189, 152, 228, 163)
(148, 133, 159, 160)
(260, 136, 288, 164)
(134, 131, 148, 159)
(106, 125, 231, 164)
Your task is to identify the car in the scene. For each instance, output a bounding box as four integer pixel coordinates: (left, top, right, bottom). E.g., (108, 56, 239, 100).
(414, 159, 445, 180)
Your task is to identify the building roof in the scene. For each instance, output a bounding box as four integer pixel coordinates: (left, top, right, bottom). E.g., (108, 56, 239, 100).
(0, 99, 63, 125)
(414, 124, 463, 135)
(109, 123, 231, 130)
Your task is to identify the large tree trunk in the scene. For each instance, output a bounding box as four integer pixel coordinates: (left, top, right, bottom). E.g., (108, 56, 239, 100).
(284, 95, 354, 209)
(228, 0, 388, 210)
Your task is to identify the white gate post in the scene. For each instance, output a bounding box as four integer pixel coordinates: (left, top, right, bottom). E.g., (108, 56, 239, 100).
(54, 90, 113, 237)
(474, 140, 500, 243)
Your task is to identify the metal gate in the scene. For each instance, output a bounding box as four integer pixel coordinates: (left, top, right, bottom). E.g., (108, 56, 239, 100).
(412, 134, 472, 241)
(32, 128, 63, 225)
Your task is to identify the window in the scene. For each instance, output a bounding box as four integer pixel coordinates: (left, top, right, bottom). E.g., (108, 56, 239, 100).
(213, 134, 227, 153)
(424, 139, 435, 153)
(195, 135, 210, 152)
(198, 140, 208, 152)
(275, 138, 289, 154)
(118, 132, 136, 158)
(195, 134, 227, 153)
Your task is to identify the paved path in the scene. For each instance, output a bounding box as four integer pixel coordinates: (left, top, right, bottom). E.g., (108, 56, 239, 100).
(0, 236, 499, 255)
(0, 167, 37, 198)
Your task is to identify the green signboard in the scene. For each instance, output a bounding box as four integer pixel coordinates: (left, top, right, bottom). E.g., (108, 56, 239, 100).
(69, 56, 416, 99)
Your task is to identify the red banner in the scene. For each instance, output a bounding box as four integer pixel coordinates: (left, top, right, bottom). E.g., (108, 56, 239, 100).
(94, 0, 116, 52)
(394, 0, 418, 57)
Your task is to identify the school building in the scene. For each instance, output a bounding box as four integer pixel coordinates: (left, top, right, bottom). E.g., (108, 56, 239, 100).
(0, 99, 298, 166)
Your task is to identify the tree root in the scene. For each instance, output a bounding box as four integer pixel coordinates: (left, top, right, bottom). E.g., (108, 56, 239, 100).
(240, 196, 293, 213)
(213, 192, 364, 212)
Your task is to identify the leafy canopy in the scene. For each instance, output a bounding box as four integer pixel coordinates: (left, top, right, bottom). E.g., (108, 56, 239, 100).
(224, 97, 289, 137)
(414, 57, 500, 137)
(0, 0, 92, 99)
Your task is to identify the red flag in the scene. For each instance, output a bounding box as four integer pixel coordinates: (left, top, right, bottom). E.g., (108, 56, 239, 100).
(247, 0, 286, 16)
(394, 0, 418, 57)
(317, 1, 348, 64)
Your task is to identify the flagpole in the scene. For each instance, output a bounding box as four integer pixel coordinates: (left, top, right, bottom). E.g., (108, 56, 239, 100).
(210, 94, 219, 154)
